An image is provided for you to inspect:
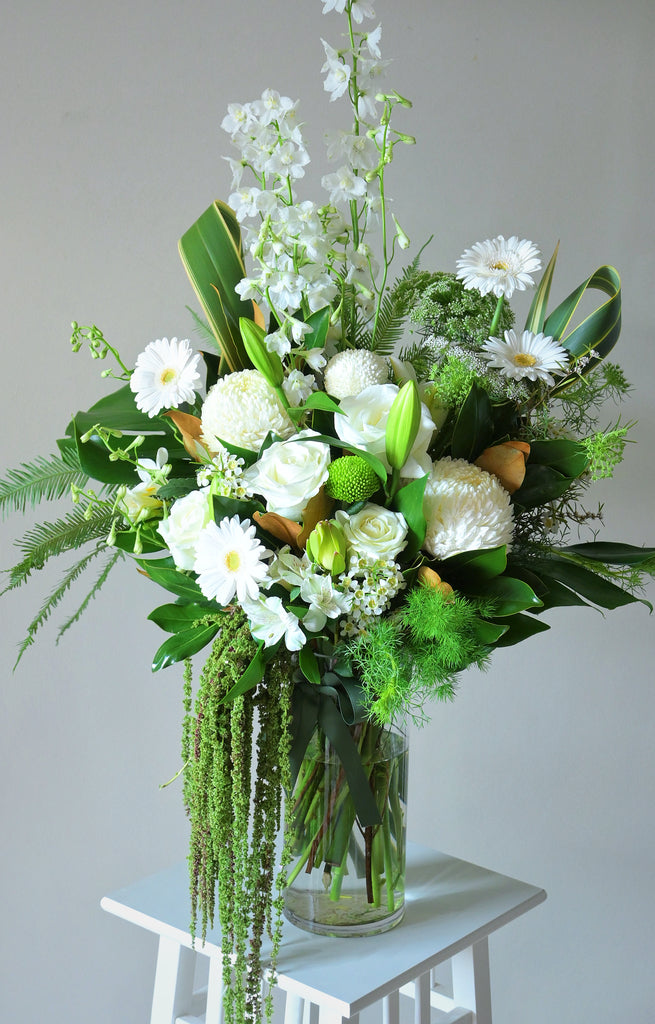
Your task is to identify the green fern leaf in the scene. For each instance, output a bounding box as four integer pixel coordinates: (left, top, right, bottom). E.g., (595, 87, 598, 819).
(0, 452, 89, 520)
(12, 545, 110, 667)
(56, 549, 123, 643)
(2, 506, 116, 594)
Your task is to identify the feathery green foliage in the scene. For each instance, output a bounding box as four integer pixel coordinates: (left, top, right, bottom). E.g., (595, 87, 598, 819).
(581, 425, 632, 480)
(2, 505, 117, 595)
(0, 450, 88, 520)
(358, 260, 430, 355)
(56, 548, 123, 642)
(184, 612, 292, 1024)
(553, 361, 631, 434)
(11, 544, 119, 667)
(410, 271, 514, 341)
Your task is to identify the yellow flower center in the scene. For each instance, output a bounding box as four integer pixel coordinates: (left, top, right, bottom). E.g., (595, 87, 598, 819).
(160, 367, 177, 385)
(225, 550, 241, 573)
(513, 353, 537, 367)
(490, 260, 509, 271)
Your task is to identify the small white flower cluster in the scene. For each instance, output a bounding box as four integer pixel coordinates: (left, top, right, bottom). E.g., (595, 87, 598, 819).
(338, 555, 406, 637)
(196, 446, 247, 499)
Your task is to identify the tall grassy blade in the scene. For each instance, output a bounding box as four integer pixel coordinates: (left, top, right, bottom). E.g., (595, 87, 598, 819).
(525, 242, 559, 334)
(0, 452, 89, 520)
(2, 506, 116, 594)
(179, 201, 256, 372)
(12, 544, 113, 667)
(56, 548, 123, 643)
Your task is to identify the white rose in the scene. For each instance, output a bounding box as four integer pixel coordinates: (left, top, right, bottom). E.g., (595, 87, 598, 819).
(334, 383, 435, 478)
(335, 503, 408, 561)
(158, 489, 213, 569)
(243, 429, 331, 521)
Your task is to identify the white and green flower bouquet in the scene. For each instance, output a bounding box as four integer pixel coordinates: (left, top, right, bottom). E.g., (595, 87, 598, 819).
(2, 1, 654, 1021)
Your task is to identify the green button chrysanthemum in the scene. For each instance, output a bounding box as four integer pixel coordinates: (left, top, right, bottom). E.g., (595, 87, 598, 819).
(325, 456, 379, 503)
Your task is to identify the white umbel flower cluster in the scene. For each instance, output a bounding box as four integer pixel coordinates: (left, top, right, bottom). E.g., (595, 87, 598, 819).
(337, 555, 405, 636)
(201, 370, 294, 453)
(323, 349, 389, 399)
(423, 457, 514, 560)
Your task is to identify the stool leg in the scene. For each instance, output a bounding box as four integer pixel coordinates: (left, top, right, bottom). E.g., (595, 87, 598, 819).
(285, 991, 306, 1024)
(451, 937, 493, 1024)
(150, 936, 195, 1024)
(413, 971, 431, 1024)
(382, 989, 400, 1024)
(205, 955, 225, 1024)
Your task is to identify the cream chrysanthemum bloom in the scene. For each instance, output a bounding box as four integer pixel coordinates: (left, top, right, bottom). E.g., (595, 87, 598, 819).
(323, 349, 389, 399)
(201, 369, 294, 453)
(423, 457, 514, 559)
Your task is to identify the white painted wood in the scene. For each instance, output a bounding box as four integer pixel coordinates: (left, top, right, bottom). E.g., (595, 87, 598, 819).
(204, 955, 224, 1024)
(308, 1001, 321, 1024)
(150, 935, 195, 1024)
(451, 938, 492, 1024)
(285, 991, 306, 1024)
(382, 988, 400, 1024)
(413, 971, 432, 1024)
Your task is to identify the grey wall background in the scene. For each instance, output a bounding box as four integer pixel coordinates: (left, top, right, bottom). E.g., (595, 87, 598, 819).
(1, 1, 653, 1021)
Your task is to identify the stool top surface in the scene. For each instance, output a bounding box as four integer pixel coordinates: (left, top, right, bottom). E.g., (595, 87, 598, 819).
(101, 842, 545, 1015)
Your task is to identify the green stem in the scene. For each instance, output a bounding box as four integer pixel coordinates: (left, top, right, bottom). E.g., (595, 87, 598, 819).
(489, 295, 505, 337)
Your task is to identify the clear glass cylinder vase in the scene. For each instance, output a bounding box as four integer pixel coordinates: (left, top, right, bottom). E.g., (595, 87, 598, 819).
(283, 721, 408, 937)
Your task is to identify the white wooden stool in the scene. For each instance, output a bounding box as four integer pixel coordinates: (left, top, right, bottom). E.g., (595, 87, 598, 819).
(101, 842, 546, 1024)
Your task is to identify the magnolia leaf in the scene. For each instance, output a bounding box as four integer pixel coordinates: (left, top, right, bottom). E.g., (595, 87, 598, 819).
(394, 473, 428, 558)
(152, 622, 220, 670)
(442, 545, 507, 581)
(451, 383, 493, 461)
(299, 644, 321, 685)
(148, 602, 215, 632)
(164, 410, 207, 460)
(304, 306, 331, 349)
(138, 563, 206, 601)
(493, 613, 551, 647)
(561, 542, 655, 566)
(468, 576, 544, 616)
(254, 509, 303, 549)
(298, 487, 334, 548)
(475, 441, 530, 494)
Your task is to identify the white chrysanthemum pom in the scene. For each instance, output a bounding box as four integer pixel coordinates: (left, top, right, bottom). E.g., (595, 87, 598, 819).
(323, 349, 389, 399)
(423, 457, 514, 560)
(130, 337, 201, 417)
(201, 369, 294, 453)
(481, 329, 569, 387)
(455, 235, 541, 299)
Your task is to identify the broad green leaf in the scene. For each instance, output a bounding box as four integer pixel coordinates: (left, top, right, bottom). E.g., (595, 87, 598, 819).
(71, 419, 137, 485)
(493, 613, 551, 647)
(512, 465, 573, 509)
(299, 644, 321, 685)
(148, 602, 214, 633)
(111, 527, 166, 555)
(525, 243, 559, 333)
(561, 542, 655, 566)
(538, 560, 644, 609)
(442, 545, 508, 581)
(152, 622, 220, 670)
(393, 474, 428, 558)
(304, 306, 331, 349)
(179, 201, 255, 372)
(532, 578, 591, 611)
(212, 495, 264, 523)
(468, 576, 544, 616)
(527, 439, 588, 478)
(451, 383, 493, 461)
(71, 384, 169, 434)
(138, 563, 206, 601)
(474, 619, 509, 645)
(221, 643, 275, 704)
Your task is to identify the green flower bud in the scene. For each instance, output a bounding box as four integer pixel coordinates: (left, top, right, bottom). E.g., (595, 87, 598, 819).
(385, 380, 421, 471)
(305, 520, 347, 576)
(325, 456, 379, 503)
(239, 317, 284, 388)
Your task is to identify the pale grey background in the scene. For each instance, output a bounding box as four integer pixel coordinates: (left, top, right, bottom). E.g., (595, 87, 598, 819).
(1, 1, 654, 1022)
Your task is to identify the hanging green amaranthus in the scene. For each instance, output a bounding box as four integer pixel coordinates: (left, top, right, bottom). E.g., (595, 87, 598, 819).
(182, 610, 292, 1024)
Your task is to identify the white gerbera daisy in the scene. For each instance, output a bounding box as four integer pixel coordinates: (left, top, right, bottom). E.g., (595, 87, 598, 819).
(423, 457, 514, 560)
(481, 329, 569, 386)
(130, 337, 201, 417)
(324, 349, 389, 399)
(455, 236, 541, 299)
(193, 516, 272, 605)
(201, 369, 294, 453)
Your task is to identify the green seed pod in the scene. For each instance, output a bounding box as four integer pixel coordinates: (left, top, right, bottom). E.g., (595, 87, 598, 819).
(385, 379, 421, 471)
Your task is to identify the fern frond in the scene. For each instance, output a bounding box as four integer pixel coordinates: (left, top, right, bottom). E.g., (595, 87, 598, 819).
(2, 505, 116, 594)
(363, 261, 430, 355)
(12, 545, 110, 667)
(0, 451, 89, 520)
(186, 306, 221, 351)
(57, 548, 124, 643)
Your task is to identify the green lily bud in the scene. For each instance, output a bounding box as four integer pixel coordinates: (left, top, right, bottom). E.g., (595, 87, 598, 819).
(385, 380, 421, 471)
(306, 520, 347, 576)
(392, 214, 410, 250)
(239, 317, 284, 388)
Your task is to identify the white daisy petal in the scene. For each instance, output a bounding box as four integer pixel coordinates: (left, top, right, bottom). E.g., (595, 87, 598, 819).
(481, 329, 569, 386)
(455, 235, 542, 299)
(193, 516, 272, 605)
(130, 337, 202, 417)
